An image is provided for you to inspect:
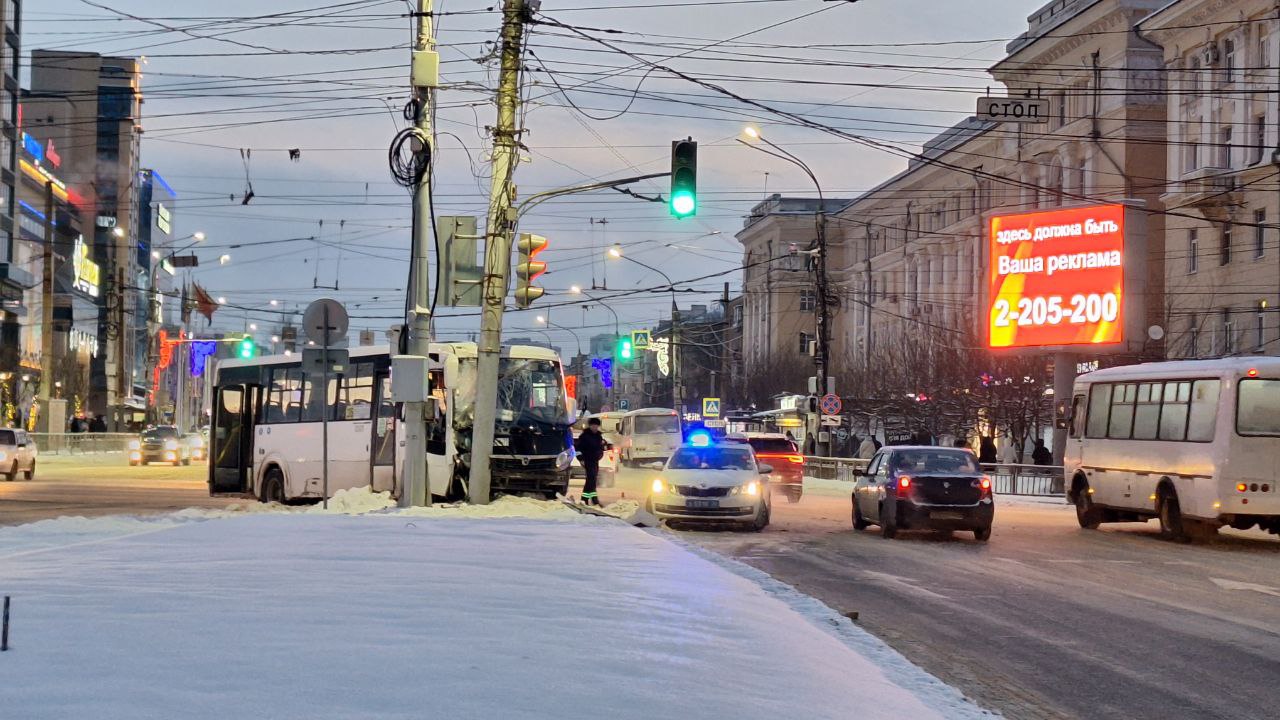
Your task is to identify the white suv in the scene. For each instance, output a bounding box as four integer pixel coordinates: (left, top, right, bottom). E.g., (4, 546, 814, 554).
(0, 428, 37, 481)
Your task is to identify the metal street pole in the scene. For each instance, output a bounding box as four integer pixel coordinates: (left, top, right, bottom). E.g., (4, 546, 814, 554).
(609, 248, 680, 412)
(396, 0, 439, 508)
(470, 0, 528, 505)
(38, 181, 55, 429)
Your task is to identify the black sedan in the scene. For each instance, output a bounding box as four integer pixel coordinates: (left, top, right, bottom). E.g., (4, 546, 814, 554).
(852, 446, 994, 541)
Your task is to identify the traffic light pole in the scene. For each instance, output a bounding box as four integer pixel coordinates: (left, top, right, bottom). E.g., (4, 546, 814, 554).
(400, 0, 438, 507)
(470, 0, 529, 505)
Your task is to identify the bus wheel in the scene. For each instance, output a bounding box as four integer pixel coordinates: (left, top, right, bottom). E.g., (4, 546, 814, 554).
(1158, 487, 1190, 543)
(1074, 480, 1101, 529)
(261, 468, 286, 505)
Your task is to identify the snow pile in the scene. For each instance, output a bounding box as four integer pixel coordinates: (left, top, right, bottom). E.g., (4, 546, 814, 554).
(304, 486, 396, 514)
(600, 498, 640, 518)
(0, 513, 987, 719)
(399, 493, 589, 521)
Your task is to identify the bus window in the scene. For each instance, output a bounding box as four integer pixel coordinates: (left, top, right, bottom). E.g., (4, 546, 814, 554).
(1158, 381, 1191, 440)
(1086, 384, 1111, 438)
(1133, 383, 1161, 440)
(1187, 379, 1221, 441)
(264, 367, 304, 423)
(1069, 394, 1085, 438)
(1108, 383, 1136, 439)
(1236, 378, 1280, 435)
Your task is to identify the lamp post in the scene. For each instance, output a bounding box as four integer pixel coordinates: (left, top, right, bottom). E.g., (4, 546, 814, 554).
(536, 314, 582, 357)
(568, 285, 620, 338)
(607, 245, 681, 413)
(740, 126, 830, 454)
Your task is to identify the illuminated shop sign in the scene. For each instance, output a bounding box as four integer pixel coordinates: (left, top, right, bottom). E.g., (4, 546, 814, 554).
(156, 203, 172, 234)
(72, 236, 101, 298)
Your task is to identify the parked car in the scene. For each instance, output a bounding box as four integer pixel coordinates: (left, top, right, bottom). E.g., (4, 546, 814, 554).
(0, 428, 37, 481)
(729, 433, 805, 502)
(645, 433, 772, 531)
(184, 432, 207, 462)
(129, 426, 192, 466)
(852, 445, 994, 541)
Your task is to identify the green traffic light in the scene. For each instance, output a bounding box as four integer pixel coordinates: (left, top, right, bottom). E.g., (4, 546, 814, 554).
(617, 338, 634, 361)
(238, 336, 255, 359)
(670, 190, 696, 218)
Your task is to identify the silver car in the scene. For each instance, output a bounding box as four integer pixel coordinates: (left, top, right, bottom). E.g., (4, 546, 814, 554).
(0, 428, 37, 481)
(644, 441, 773, 531)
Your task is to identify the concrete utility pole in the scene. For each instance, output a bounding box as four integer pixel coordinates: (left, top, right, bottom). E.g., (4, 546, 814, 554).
(470, 0, 529, 505)
(38, 181, 55, 425)
(399, 0, 440, 508)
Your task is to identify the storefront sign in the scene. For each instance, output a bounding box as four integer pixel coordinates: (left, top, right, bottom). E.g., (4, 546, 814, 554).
(68, 329, 99, 358)
(156, 203, 172, 234)
(72, 237, 101, 298)
(649, 338, 670, 377)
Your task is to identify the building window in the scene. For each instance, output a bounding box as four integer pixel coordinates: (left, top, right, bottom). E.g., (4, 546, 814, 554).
(1056, 93, 1066, 128)
(1220, 223, 1232, 266)
(798, 332, 811, 355)
(1255, 210, 1266, 259)
(799, 288, 816, 312)
(1223, 308, 1236, 355)
(1188, 314, 1200, 358)
(1219, 125, 1233, 168)
(1260, 28, 1270, 69)
(1188, 229, 1199, 273)
(1257, 308, 1266, 353)
(1255, 116, 1267, 164)
(732, 305, 742, 327)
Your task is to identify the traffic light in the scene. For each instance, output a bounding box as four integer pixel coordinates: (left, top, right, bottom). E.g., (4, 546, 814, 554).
(670, 138, 697, 218)
(515, 232, 548, 308)
(615, 336, 634, 362)
(237, 334, 255, 359)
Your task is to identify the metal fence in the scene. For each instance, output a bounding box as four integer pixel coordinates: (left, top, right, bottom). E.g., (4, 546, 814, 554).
(28, 433, 136, 455)
(803, 456, 1065, 498)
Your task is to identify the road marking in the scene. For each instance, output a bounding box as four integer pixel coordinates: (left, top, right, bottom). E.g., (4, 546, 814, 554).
(1211, 577, 1280, 597)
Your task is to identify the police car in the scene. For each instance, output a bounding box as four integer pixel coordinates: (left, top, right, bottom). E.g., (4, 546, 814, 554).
(644, 431, 773, 531)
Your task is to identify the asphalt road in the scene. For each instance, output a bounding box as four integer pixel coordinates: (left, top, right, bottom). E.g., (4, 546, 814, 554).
(0, 455, 237, 526)
(599, 468, 1280, 720)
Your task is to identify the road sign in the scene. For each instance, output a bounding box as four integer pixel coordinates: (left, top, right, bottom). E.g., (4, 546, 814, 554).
(631, 330, 651, 350)
(821, 415, 842, 427)
(704, 419, 726, 428)
(819, 393, 842, 416)
(976, 96, 1050, 124)
(702, 397, 721, 417)
(618, 398, 630, 410)
(302, 298, 348, 345)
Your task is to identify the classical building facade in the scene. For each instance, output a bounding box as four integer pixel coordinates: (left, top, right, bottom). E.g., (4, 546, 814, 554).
(1140, 0, 1280, 358)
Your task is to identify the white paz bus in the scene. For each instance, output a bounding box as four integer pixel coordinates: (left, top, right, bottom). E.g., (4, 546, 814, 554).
(1065, 358, 1280, 540)
(207, 343, 576, 503)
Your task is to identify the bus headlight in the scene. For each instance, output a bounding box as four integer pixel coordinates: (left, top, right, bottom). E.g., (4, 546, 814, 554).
(555, 450, 573, 471)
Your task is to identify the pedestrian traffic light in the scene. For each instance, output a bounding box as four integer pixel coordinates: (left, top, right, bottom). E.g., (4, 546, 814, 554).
(670, 138, 697, 218)
(616, 336, 634, 362)
(238, 335, 255, 359)
(515, 233, 548, 308)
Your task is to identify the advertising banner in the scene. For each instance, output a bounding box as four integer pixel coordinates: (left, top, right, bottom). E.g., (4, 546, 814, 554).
(987, 204, 1126, 349)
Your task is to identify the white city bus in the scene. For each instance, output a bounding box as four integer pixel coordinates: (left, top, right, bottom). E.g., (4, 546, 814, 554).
(618, 407, 681, 465)
(208, 343, 575, 503)
(1064, 358, 1280, 540)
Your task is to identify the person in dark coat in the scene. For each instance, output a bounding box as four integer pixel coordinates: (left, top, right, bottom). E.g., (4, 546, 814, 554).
(576, 417, 609, 506)
(978, 436, 998, 465)
(1031, 439, 1053, 466)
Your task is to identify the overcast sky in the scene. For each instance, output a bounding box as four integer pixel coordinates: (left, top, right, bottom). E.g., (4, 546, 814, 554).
(24, 0, 1039, 353)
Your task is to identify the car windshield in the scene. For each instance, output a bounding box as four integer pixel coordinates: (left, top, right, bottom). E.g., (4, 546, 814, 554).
(668, 447, 755, 471)
(142, 427, 179, 440)
(749, 438, 797, 453)
(890, 449, 980, 474)
(0, 430, 14, 445)
(634, 414, 680, 435)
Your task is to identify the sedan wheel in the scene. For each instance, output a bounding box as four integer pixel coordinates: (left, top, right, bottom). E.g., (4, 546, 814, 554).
(880, 505, 898, 539)
(852, 501, 869, 530)
(973, 525, 992, 542)
(750, 502, 770, 532)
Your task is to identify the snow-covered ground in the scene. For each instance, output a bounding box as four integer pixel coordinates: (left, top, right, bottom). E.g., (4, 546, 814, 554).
(0, 491, 991, 719)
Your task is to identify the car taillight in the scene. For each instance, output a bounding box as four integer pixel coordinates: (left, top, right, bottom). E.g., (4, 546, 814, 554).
(980, 476, 992, 491)
(787, 454, 804, 464)
(897, 476, 911, 495)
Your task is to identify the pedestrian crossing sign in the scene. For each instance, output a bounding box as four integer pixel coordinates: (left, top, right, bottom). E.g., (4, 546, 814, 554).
(702, 397, 721, 417)
(632, 330, 651, 349)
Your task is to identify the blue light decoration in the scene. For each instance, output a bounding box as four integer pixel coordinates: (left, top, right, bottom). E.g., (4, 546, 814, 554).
(190, 341, 218, 377)
(590, 357, 614, 389)
(687, 430, 712, 448)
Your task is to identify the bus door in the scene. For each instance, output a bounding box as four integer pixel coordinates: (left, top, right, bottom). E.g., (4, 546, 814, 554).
(424, 366, 453, 497)
(370, 374, 396, 493)
(210, 384, 255, 494)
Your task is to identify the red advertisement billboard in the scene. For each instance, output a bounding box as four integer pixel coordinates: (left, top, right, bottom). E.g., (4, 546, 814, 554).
(987, 204, 1126, 349)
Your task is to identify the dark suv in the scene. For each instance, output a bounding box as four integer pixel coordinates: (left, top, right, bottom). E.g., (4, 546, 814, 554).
(735, 433, 805, 502)
(852, 446, 994, 541)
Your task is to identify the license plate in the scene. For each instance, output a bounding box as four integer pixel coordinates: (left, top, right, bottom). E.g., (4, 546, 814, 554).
(931, 511, 964, 520)
(686, 499, 719, 509)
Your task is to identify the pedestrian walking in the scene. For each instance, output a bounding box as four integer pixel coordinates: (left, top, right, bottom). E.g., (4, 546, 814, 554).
(575, 417, 609, 506)
(978, 436, 998, 465)
(1031, 439, 1053, 466)
(858, 435, 877, 459)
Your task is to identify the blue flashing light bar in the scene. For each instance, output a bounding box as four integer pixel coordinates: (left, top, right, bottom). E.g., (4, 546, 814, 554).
(687, 430, 712, 448)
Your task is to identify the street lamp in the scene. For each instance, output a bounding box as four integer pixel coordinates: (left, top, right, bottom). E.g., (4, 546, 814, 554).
(568, 285, 620, 337)
(218, 254, 231, 265)
(740, 124, 831, 450)
(536, 314, 582, 357)
(607, 245, 682, 412)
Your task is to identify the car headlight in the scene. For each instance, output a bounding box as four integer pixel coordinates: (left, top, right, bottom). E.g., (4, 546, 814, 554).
(746, 480, 760, 497)
(555, 450, 572, 471)
(128, 440, 141, 450)
(164, 440, 179, 450)
(0, 450, 6, 461)
(651, 478, 667, 494)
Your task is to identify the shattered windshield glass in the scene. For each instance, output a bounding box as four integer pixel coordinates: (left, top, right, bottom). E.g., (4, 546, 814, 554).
(454, 357, 570, 427)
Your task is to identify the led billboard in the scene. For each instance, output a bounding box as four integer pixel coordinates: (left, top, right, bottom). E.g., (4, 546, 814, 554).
(987, 204, 1127, 349)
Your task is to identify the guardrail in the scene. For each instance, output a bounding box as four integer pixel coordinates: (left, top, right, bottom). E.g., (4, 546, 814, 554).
(28, 433, 136, 455)
(803, 455, 1065, 498)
